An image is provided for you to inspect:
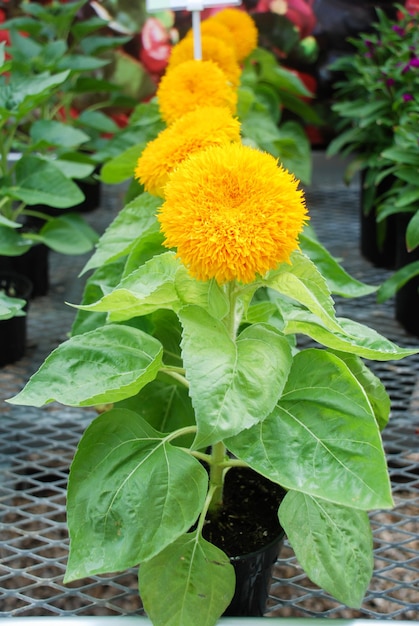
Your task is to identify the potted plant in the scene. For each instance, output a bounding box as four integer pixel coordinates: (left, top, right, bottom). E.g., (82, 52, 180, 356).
(326, 4, 419, 268)
(7, 8, 417, 625)
(376, 109, 419, 336)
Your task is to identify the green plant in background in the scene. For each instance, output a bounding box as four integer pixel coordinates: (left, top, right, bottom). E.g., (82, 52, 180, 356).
(376, 109, 419, 302)
(0, 0, 138, 260)
(326, 4, 419, 215)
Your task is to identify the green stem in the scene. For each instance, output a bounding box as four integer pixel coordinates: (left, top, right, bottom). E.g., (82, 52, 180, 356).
(208, 441, 227, 514)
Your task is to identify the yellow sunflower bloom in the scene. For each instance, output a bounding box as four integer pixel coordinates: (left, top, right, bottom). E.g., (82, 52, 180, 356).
(159, 143, 308, 284)
(134, 106, 241, 197)
(211, 8, 258, 62)
(157, 59, 238, 125)
(167, 34, 241, 88)
(186, 19, 235, 53)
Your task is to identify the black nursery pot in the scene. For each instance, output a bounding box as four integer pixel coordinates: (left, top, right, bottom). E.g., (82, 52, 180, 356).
(202, 467, 286, 618)
(394, 213, 419, 337)
(224, 531, 285, 617)
(0, 244, 50, 298)
(360, 172, 397, 269)
(0, 271, 33, 367)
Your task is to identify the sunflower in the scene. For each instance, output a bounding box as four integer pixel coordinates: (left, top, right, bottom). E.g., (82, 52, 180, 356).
(186, 19, 235, 53)
(167, 34, 241, 88)
(159, 143, 308, 284)
(156, 59, 237, 125)
(211, 8, 258, 62)
(134, 107, 241, 197)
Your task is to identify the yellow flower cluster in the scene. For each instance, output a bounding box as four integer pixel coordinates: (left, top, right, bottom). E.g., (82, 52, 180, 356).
(135, 8, 308, 284)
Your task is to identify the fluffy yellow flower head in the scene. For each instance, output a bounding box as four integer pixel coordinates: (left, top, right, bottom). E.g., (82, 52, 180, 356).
(157, 59, 237, 125)
(159, 143, 309, 284)
(186, 19, 235, 52)
(167, 34, 241, 88)
(211, 8, 258, 62)
(134, 106, 241, 197)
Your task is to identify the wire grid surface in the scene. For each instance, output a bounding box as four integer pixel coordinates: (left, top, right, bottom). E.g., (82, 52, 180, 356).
(0, 177, 418, 619)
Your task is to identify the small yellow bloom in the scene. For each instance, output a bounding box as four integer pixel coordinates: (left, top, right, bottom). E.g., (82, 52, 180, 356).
(157, 59, 238, 125)
(167, 34, 241, 88)
(134, 107, 241, 197)
(211, 8, 258, 62)
(159, 143, 309, 284)
(186, 19, 235, 53)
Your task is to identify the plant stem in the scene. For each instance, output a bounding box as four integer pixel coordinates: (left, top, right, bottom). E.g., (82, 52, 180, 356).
(208, 441, 227, 513)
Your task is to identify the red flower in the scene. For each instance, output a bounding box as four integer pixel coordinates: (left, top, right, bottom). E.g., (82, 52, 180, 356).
(139, 17, 171, 76)
(252, 0, 317, 38)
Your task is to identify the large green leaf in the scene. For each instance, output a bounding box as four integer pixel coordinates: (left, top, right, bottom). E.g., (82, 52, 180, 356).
(227, 349, 393, 510)
(30, 120, 90, 148)
(65, 409, 208, 580)
(179, 306, 292, 448)
(117, 374, 195, 444)
(328, 350, 390, 431)
(263, 251, 342, 332)
(79, 252, 182, 318)
(0, 226, 31, 256)
(79, 252, 212, 320)
(13, 156, 84, 207)
(300, 227, 376, 297)
(8, 324, 163, 407)
(140, 531, 235, 626)
(82, 193, 161, 274)
(36, 213, 98, 255)
(284, 312, 417, 360)
(279, 491, 373, 608)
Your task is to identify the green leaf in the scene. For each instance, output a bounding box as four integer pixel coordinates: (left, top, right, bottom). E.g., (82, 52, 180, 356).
(8, 324, 163, 407)
(77, 109, 120, 134)
(79, 252, 182, 318)
(0, 226, 31, 256)
(377, 260, 419, 303)
(263, 251, 342, 332)
(117, 375, 195, 443)
(0, 70, 70, 120)
(406, 211, 419, 252)
(65, 409, 208, 580)
(13, 156, 84, 208)
(80, 34, 132, 55)
(284, 313, 417, 360)
(0, 291, 26, 320)
(227, 349, 393, 510)
(300, 227, 376, 297)
(37, 213, 98, 255)
(140, 531, 235, 626)
(328, 350, 390, 431)
(57, 54, 109, 71)
(82, 193, 161, 273)
(30, 120, 90, 148)
(279, 491, 373, 608)
(179, 306, 292, 448)
(100, 143, 147, 184)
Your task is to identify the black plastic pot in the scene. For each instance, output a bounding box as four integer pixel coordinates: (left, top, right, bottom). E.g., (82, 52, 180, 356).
(0, 244, 49, 298)
(360, 171, 397, 269)
(394, 213, 419, 337)
(224, 531, 285, 617)
(0, 271, 33, 367)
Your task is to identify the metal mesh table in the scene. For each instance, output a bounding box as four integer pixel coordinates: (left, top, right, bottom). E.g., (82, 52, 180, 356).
(1, 168, 418, 619)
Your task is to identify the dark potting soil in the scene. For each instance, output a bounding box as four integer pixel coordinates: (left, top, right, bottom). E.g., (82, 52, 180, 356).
(202, 467, 286, 557)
